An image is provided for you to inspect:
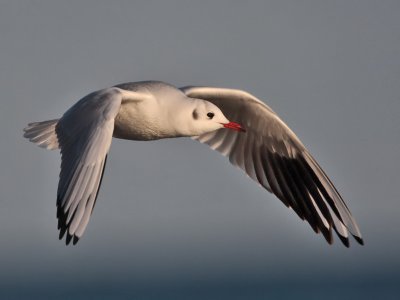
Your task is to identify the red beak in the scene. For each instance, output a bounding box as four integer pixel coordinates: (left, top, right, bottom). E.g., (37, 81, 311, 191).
(222, 122, 246, 132)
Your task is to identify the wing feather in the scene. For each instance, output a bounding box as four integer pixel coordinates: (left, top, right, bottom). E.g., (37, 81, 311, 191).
(55, 88, 122, 245)
(181, 86, 363, 246)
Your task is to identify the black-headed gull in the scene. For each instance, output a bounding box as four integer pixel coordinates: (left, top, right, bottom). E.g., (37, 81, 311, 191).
(23, 81, 363, 247)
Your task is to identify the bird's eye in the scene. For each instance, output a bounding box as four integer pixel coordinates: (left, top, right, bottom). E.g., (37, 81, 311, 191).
(207, 112, 214, 119)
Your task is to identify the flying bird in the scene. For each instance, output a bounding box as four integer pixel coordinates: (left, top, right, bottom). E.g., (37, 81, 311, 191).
(23, 81, 363, 247)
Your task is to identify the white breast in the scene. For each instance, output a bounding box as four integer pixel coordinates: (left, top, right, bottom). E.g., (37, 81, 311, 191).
(113, 99, 173, 141)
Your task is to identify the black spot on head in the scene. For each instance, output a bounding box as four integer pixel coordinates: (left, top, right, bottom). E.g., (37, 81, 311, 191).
(192, 109, 199, 120)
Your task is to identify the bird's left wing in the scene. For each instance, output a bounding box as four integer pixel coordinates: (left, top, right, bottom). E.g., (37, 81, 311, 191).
(181, 86, 363, 247)
(55, 88, 124, 245)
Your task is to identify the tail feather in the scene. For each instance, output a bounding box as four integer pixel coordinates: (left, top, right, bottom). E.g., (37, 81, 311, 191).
(23, 119, 60, 150)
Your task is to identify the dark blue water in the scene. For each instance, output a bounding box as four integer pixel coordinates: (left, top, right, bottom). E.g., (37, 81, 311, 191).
(2, 279, 399, 300)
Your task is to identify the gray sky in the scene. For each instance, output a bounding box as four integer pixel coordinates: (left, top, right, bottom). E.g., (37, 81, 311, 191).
(1, 0, 400, 298)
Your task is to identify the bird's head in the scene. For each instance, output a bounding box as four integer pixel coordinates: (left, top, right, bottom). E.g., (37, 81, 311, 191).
(176, 99, 245, 136)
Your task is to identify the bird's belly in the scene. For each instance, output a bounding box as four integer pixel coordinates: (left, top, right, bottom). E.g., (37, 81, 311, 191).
(113, 104, 168, 141)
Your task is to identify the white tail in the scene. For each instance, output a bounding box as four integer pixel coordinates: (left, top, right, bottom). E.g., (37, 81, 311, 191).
(23, 119, 60, 150)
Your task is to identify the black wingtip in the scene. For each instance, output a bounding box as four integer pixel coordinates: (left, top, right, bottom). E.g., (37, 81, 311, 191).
(65, 233, 72, 245)
(325, 234, 334, 245)
(353, 235, 364, 245)
(338, 235, 350, 248)
(58, 227, 67, 240)
(73, 236, 80, 245)
(332, 227, 350, 248)
(58, 229, 79, 246)
(320, 226, 333, 245)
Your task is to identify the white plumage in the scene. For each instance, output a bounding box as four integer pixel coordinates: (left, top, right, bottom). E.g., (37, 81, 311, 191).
(24, 81, 363, 247)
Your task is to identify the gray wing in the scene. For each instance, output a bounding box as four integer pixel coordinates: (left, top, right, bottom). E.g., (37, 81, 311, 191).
(55, 88, 122, 245)
(181, 86, 363, 247)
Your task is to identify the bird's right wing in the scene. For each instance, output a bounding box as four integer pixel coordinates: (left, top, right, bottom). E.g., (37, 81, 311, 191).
(181, 86, 363, 247)
(54, 88, 135, 245)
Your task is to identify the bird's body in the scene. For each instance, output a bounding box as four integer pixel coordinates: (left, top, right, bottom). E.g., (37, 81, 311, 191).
(24, 81, 363, 247)
(114, 81, 187, 140)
